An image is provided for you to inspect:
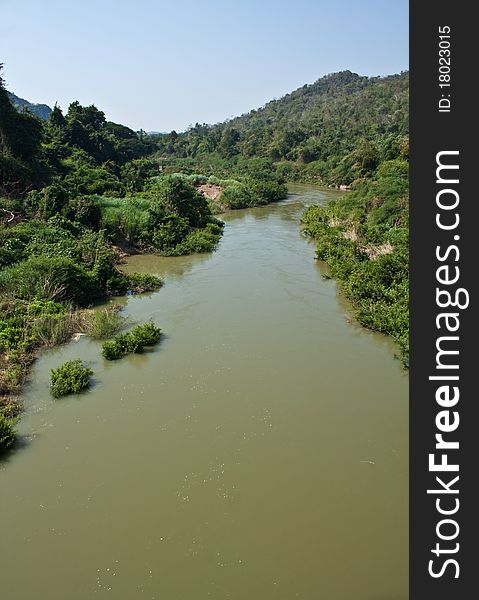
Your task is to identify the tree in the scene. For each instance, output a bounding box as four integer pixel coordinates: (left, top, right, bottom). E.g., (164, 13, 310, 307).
(49, 104, 67, 129)
(155, 176, 211, 228)
(219, 128, 240, 158)
(0, 64, 45, 193)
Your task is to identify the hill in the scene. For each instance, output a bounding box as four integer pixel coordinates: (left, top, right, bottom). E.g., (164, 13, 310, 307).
(7, 91, 52, 121)
(152, 70, 409, 185)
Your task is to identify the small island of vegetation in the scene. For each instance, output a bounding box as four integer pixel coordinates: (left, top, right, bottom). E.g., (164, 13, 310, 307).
(50, 359, 93, 398)
(102, 322, 162, 361)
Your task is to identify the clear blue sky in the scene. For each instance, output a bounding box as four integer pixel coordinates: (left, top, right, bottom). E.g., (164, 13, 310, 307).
(0, 0, 408, 132)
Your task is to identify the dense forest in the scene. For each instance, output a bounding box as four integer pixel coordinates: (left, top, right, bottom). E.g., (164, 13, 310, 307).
(150, 70, 408, 183)
(1, 65, 409, 451)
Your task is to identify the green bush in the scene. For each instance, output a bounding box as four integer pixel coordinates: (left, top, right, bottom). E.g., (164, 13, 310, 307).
(151, 214, 189, 251)
(0, 395, 22, 419)
(220, 179, 287, 209)
(62, 162, 121, 196)
(27, 299, 67, 316)
(248, 179, 288, 204)
(102, 322, 162, 360)
(0, 256, 96, 305)
(220, 184, 253, 209)
(0, 414, 16, 452)
(0, 363, 25, 394)
(62, 196, 102, 229)
(101, 334, 131, 360)
(1, 297, 73, 356)
(90, 248, 128, 296)
(127, 322, 162, 349)
(127, 272, 164, 293)
(174, 228, 222, 254)
(146, 176, 211, 227)
(24, 183, 70, 220)
(0, 320, 24, 352)
(50, 359, 93, 398)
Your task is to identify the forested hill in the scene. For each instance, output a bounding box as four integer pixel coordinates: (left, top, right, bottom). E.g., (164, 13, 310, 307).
(7, 91, 52, 121)
(153, 70, 409, 185)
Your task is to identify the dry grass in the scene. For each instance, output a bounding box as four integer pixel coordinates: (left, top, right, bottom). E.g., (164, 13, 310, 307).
(362, 242, 394, 260)
(342, 227, 358, 242)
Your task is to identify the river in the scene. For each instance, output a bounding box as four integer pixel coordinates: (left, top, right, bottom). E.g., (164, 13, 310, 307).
(0, 185, 408, 599)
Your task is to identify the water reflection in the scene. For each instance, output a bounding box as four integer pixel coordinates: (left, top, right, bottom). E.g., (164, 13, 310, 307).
(122, 250, 213, 279)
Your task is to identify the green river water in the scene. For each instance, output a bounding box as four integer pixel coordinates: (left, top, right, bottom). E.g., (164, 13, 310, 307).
(0, 185, 408, 599)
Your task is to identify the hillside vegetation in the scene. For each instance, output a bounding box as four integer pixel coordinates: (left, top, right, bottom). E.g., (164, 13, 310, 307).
(151, 70, 408, 185)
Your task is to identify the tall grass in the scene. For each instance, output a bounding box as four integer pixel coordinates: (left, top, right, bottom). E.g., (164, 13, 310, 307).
(82, 306, 127, 340)
(95, 196, 151, 245)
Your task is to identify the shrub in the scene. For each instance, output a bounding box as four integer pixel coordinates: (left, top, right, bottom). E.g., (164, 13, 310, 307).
(151, 214, 189, 251)
(0, 395, 22, 419)
(62, 163, 121, 196)
(220, 184, 253, 209)
(175, 228, 221, 254)
(50, 359, 93, 398)
(249, 179, 288, 204)
(127, 322, 162, 350)
(25, 183, 70, 220)
(220, 179, 287, 209)
(90, 246, 127, 296)
(150, 176, 211, 227)
(127, 272, 164, 293)
(120, 159, 158, 193)
(102, 322, 161, 360)
(27, 299, 66, 317)
(0, 321, 24, 353)
(101, 334, 131, 360)
(0, 256, 96, 305)
(0, 414, 16, 452)
(62, 196, 102, 229)
(0, 363, 26, 395)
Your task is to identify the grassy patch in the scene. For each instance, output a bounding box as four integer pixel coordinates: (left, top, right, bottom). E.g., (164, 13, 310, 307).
(82, 306, 128, 340)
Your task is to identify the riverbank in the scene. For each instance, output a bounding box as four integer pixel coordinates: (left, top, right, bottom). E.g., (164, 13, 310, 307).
(0, 292, 162, 451)
(301, 160, 409, 366)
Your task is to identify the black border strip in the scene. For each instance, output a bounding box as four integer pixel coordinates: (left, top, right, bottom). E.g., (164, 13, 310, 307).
(410, 2, 477, 597)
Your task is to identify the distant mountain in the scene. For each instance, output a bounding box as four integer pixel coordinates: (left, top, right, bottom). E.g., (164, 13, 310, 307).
(7, 91, 52, 120)
(156, 70, 409, 179)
